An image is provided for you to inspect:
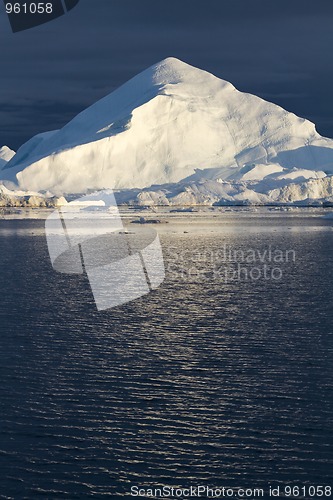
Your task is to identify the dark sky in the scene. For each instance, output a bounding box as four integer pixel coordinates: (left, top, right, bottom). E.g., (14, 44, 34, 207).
(1, 0, 333, 150)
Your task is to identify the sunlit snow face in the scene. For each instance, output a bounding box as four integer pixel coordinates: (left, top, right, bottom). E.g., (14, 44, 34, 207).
(45, 190, 165, 311)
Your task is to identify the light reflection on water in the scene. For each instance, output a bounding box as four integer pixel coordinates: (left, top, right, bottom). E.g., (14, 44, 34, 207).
(0, 211, 332, 498)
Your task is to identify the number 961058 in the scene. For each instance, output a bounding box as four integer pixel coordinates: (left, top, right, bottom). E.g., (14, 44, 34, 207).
(6, 3, 53, 14)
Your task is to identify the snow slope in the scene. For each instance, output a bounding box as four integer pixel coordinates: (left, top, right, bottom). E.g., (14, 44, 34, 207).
(4, 57, 333, 197)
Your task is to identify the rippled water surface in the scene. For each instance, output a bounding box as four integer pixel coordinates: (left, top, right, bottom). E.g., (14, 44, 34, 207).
(0, 209, 332, 498)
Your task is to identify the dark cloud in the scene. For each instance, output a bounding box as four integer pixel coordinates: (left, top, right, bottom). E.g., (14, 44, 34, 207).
(1, 0, 333, 149)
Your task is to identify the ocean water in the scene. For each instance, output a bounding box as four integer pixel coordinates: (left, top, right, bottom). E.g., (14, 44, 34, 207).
(0, 209, 332, 498)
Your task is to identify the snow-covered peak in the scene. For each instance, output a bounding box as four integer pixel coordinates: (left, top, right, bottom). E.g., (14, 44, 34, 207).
(151, 57, 234, 90)
(3, 58, 333, 195)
